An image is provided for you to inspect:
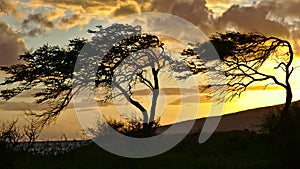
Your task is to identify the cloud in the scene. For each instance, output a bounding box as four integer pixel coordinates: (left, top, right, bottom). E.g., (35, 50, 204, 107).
(21, 12, 55, 37)
(0, 21, 25, 66)
(20, 8, 90, 36)
(7, 0, 300, 54)
(206, 0, 232, 5)
(0, 0, 23, 19)
(29, 0, 114, 9)
(169, 95, 210, 105)
(205, 0, 242, 16)
(120, 0, 215, 35)
(170, 0, 214, 34)
(24, 0, 215, 34)
(256, 0, 300, 54)
(21, 0, 136, 35)
(113, 1, 140, 17)
(58, 13, 90, 29)
(215, 4, 290, 38)
(259, 0, 300, 19)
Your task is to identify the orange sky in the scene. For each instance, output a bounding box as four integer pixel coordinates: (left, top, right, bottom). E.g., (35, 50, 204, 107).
(1, 0, 300, 139)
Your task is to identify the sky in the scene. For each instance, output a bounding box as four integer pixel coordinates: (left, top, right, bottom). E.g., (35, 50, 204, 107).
(1, 0, 300, 139)
(1, 0, 300, 62)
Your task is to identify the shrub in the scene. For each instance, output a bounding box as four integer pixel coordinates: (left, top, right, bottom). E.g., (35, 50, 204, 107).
(89, 117, 160, 138)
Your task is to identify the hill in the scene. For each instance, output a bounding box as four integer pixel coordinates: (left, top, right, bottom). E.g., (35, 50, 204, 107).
(156, 100, 300, 134)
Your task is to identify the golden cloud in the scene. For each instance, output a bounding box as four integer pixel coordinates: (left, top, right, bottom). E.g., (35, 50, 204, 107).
(21, 0, 140, 34)
(4, 0, 299, 52)
(58, 13, 90, 29)
(206, 0, 234, 5)
(114, 0, 140, 17)
(0, 0, 23, 19)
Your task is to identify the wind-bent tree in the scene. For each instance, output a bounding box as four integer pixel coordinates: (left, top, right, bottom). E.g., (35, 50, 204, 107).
(0, 24, 190, 136)
(183, 32, 295, 116)
(0, 38, 86, 125)
(79, 25, 189, 136)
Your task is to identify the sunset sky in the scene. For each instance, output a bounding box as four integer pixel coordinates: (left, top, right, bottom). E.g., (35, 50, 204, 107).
(1, 0, 300, 139)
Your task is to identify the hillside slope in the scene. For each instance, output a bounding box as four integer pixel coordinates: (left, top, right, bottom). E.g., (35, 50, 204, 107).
(156, 100, 300, 134)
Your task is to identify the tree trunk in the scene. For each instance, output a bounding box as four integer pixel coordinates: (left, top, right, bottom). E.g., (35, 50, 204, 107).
(148, 68, 160, 134)
(142, 123, 152, 137)
(276, 85, 294, 136)
(282, 85, 293, 116)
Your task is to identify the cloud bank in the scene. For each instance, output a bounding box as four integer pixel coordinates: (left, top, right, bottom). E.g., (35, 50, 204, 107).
(0, 22, 25, 66)
(17, 0, 298, 39)
(1, 0, 300, 66)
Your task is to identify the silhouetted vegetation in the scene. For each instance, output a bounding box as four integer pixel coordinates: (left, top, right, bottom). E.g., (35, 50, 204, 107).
(0, 24, 191, 137)
(89, 118, 160, 138)
(0, 103, 298, 168)
(0, 109, 299, 169)
(0, 118, 42, 151)
(261, 104, 300, 169)
(0, 38, 86, 126)
(0, 24, 298, 168)
(0, 118, 41, 169)
(184, 32, 295, 115)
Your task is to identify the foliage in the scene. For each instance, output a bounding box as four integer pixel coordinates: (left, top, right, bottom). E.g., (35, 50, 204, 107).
(0, 119, 23, 149)
(184, 32, 295, 113)
(0, 118, 41, 151)
(0, 38, 86, 125)
(0, 24, 189, 131)
(90, 118, 160, 138)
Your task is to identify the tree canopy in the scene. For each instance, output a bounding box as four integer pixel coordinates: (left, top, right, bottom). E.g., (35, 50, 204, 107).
(184, 32, 295, 115)
(0, 38, 86, 125)
(0, 24, 192, 132)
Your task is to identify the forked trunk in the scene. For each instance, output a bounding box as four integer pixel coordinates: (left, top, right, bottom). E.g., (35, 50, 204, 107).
(142, 123, 152, 137)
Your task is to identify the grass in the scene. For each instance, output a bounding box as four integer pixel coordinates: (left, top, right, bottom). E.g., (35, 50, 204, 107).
(0, 131, 295, 169)
(1, 105, 300, 169)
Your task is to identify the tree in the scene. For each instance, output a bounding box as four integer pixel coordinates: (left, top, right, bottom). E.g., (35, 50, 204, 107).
(0, 24, 190, 136)
(0, 38, 86, 126)
(183, 32, 295, 116)
(77, 25, 189, 136)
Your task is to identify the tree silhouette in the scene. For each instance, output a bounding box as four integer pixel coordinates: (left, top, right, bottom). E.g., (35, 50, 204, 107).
(0, 24, 190, 136)
(183, 32, 295, 116)
(0, 38, 86, 125)
(78, 24, 190, 136)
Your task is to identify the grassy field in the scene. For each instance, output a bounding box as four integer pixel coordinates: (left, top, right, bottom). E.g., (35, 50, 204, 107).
(1, 106, 300, 169)
(0, 130, 298, 169)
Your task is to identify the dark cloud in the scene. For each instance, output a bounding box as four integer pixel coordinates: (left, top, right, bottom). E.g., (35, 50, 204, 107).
(147, 0, 214, 34)
(22, 13, 55, 37)
(0, 21, 25, 66)
(215, 4, 289, 38)
(257, 0, 300, 54)
(149, 0, 174, 13)
(170, 0, 214, 34)
(22, 14, 53, 28)
(259, 0, 300, 19)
